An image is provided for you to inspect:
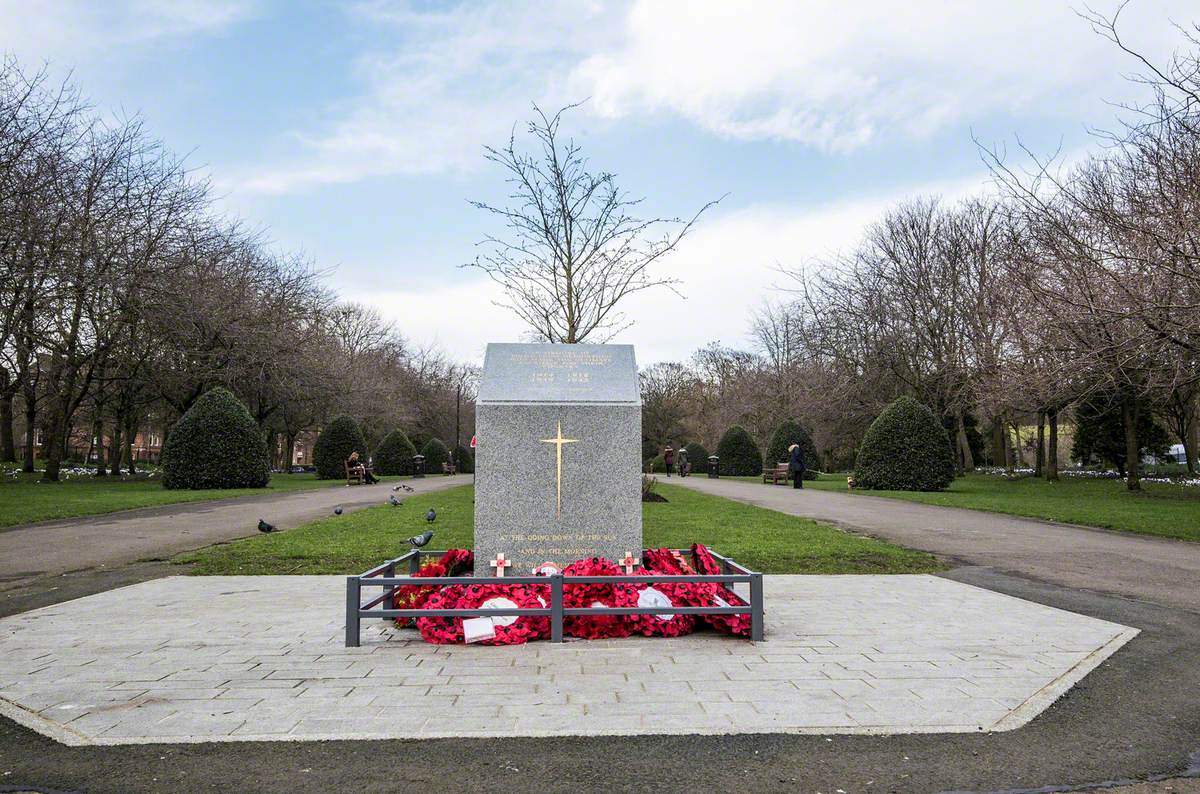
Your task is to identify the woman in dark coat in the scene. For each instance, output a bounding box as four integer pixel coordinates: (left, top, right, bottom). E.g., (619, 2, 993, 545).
(787, 443, 805, 489)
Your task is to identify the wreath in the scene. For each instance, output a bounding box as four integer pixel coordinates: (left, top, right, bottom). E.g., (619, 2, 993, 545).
(562, 557, 633, 640)
(690, 543, 752, 637)
(454, 583, 550, 645)
(393, 549, 474, 627)
(622, 549, 697, 637)
(416, 584, 467, 644)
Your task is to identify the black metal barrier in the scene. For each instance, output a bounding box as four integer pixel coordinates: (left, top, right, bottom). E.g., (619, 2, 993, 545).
(346, 548, 764, 646)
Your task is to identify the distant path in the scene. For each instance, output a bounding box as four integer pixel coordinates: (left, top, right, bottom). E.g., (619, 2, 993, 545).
(0, 475, 468, 590)
(670, 475, 1200, 614)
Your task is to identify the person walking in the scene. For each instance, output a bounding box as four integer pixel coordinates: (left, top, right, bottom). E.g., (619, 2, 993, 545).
(663, 445, 675, 477)
(677, 445, 689, 477)
(787, 443, 805, 489)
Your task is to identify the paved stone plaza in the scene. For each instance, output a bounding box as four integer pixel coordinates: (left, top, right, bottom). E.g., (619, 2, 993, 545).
(0, 575, 1136, 745)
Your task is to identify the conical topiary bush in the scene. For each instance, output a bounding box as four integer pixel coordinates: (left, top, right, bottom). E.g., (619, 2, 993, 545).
(313, 415, 368, 479)
(766, 419, 820, 480)
(161, 387, 270, 489)
(716, 425, 762, 476)
(374, 429, 418, 476)
(854, 396, 955, 491)
(420, 437, 450, 473)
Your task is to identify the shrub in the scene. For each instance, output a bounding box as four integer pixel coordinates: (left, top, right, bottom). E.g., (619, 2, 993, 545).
(765, 419, 820, 480)
(1072, 391, 1170, 476)
(645, 454, 666, 473)
(854, 396, 955, 491)
(374, 429, 418, 476)
(453, 444, 475, 474)
(161, 387, 270, 489)
(313, 415, 368, 479)
(420, 438, 450, 472)
(716, 425, 762, 476)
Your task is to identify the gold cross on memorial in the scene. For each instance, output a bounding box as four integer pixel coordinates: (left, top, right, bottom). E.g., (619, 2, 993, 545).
(540, 421, 578, 518)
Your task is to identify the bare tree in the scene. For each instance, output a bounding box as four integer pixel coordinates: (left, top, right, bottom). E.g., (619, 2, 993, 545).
(467, 103, 720, 343)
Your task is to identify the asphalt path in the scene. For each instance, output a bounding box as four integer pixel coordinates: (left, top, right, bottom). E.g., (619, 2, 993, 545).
(2, 475, 1200, 792)
(670, 475, 1200, 613)
(0, 475, 468, 592)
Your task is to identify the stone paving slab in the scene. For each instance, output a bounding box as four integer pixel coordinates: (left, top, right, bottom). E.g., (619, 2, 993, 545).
(0, 575, 1136, 744)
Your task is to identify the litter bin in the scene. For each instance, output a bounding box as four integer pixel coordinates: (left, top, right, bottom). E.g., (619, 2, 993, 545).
(412, 454, 425, 478)
(707, 455, 720, 478)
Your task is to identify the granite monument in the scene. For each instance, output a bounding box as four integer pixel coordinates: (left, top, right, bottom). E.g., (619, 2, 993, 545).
(474, 343, 642, 573)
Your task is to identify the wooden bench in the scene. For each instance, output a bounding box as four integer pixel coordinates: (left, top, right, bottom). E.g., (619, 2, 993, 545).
(762, 462, 790, 484)
(345, 460, 364, 485)
(441, 461, 457, 476)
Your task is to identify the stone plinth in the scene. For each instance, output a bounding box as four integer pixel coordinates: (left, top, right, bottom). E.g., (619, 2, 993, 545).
(474, 343, 642, 573)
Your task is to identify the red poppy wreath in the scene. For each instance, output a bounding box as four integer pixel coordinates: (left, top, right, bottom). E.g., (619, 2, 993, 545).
(454, 582, 550, 645)
(561, 557, 633, 640)
(690, 543, 752, 637)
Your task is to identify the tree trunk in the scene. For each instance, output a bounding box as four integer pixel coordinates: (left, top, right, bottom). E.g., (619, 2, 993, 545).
(0, 368, 14, 462)
(955, 412, 974, 473)
(285, 432, 297, 471)
(125, 413, 138, 474)
(90, 415, 105, 476)
(1046, 407, 1060, 482)
(23, 402, 36, 472)
(990, 418, 1006, 467)
(1010, 423, 1026, 467)
(1121, 396, 1141, 492)
(1035, 411, 1045, 478)
(1186, 394, 1198, 475)
(109, 418, 122, 476)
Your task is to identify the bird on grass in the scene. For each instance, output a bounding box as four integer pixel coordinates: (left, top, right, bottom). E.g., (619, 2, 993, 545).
(388, 494, 401, 507)
(425, 508, 436, 523)
(406, 530, 433, 548)
(257, 519, 276, 533)
(333, 506, 343, 515)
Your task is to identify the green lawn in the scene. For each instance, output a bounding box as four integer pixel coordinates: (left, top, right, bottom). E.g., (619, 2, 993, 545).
(176, 483, 944, 576)
(0, 470, 340, 527)
(779, 472, 1200, 542)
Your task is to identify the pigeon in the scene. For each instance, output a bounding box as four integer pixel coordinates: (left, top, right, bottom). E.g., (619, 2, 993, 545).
(392, 484, 414, 493)
(406, 530, 434, 548)
(333, 506, 343, 515)
(425, 508, 436, 524)
(388, 494, 401, 507)
(257, 518, 276, 533)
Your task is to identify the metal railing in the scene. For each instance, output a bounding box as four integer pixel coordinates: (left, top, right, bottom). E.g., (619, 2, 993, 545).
(346, 548, 764, 646)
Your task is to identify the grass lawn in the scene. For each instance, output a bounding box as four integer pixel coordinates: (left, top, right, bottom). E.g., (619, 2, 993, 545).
(0, 470, 339, 527)
(177, 483, 944, 576)
(773, 472, 1200, 542)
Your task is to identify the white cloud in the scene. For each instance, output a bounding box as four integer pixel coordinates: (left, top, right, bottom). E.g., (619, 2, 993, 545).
(353, 174, 987, 367)
(0, 0, 253, 63)
(569, 0, 1193, 150)
(235, 1, 618, 195)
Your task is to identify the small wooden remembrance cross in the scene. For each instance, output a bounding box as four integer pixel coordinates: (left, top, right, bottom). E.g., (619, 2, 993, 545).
(490, 553, 512, 577)
(619, 551, 638, 574)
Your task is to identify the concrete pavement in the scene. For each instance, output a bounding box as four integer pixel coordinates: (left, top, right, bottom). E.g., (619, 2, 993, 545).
(0, 575, 1134, 744)
(0, 475, 468, 592)
(671, 476, 1200, 614)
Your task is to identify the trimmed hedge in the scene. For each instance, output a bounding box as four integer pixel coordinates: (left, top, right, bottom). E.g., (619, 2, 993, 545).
(420, 438, 450, 473)
(374, 429, 418, 476)
(161, 387, 270, 490)
(854, 396, 955, 491)
(716, 425, 762, 476)
(678, 441, 707, 474)
(766, 419, 819, 480)
(453, 444, 475, 474)
(313, 415, 368, 479)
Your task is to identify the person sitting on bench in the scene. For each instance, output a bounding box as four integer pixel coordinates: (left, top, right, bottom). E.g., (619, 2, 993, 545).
(347, 451, 378, 484)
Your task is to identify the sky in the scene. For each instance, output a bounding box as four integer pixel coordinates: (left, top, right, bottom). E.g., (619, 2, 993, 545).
(1, 0, 1195, 368)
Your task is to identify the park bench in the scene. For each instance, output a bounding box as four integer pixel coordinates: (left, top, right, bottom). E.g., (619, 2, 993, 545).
(441, 461, 457, 476)
(345, 460, 365, 486)
(762, 462, 790, 485)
